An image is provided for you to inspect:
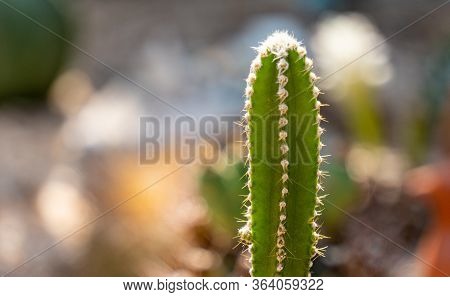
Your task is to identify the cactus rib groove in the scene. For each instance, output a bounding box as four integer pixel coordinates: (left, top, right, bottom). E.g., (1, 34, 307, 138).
(239, 31, 326, 277)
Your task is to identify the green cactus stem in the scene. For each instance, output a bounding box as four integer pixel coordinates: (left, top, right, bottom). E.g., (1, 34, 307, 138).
(239, 32, 326, 277)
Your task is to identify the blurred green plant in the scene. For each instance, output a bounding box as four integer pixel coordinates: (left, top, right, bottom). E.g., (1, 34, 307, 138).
(312, 13, 392, 147)
(321, 161, 358, 231)
(239, 32, 326, 276)
(199, 161, 246, 236)
(0, 0, 71, 104)
(341, 83, 382, 146)
(406, 39, 450, 163)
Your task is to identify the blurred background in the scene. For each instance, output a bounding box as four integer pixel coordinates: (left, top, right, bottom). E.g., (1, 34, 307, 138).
(0, 0, 449, 276)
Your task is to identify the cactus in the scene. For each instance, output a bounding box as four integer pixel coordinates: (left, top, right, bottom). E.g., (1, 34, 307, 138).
(239, 32, 326, 277)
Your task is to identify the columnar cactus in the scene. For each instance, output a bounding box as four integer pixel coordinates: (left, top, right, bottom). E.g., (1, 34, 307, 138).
(239, 32, 326, 277)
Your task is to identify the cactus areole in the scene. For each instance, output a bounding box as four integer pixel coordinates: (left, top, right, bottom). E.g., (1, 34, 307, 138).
(239, 32, 326, 277)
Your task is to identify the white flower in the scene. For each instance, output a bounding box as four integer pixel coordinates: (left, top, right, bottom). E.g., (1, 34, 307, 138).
(312, 13, 392, 94)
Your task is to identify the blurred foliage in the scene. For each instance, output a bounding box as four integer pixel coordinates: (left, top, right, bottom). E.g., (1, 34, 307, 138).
(425, 39, 450, 122)
(404, 39, 450, 164)
(321, 160, 359, 232)
(0, 0, 71, 104)
(199, 161, 246, 237)
(343, 83, 383, 146)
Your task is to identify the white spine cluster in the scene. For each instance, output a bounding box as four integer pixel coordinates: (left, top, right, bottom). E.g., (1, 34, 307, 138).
(239, 53, 262, 275)
(241, 31, 326, 276)
(275, 56, 289, 273)
(309, 67, 327, 276)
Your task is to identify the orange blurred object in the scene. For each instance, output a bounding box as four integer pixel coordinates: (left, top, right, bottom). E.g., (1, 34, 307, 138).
(405, 160, 450, 276)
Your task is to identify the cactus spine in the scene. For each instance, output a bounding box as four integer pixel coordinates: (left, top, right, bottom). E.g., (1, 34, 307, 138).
(239, 32, 326, 277)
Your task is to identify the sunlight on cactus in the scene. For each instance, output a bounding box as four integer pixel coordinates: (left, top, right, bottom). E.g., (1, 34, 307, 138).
(238, 32, 326, 277)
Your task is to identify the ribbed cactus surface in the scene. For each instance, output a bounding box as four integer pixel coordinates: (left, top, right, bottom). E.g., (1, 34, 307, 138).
(239, 32, 326, 277)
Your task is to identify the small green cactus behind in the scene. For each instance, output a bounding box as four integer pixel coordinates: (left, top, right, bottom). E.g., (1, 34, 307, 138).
(239, 32, 326, 277)
(200, 161, 246, 236)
